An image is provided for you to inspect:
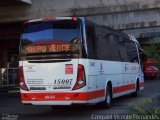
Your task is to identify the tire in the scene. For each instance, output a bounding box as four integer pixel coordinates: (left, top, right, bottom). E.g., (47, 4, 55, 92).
(100, 85, 112, 108)
(105, 86, 112, 108)
(131, 81, 139, 97)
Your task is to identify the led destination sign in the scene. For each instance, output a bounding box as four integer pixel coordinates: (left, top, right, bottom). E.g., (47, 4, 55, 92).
(25, 44, 71, 54)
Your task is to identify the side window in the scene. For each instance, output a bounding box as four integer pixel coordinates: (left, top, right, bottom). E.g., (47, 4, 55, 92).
(119, 37, 130, 62)
(125, 41, 139, 63)
(86, 25, 96, 59)
(94, 27, 102, 59)
(94, 28, 125, 61)
(103, 33, 112, 60)
(109, 34, 122, 61)
(86, 24, 139, 63)
(94, 27, 111, 60)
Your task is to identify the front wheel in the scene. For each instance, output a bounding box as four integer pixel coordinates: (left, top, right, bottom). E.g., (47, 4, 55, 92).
(131, 82, 139, 97)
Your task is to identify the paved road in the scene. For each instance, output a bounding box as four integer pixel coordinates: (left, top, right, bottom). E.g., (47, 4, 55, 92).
(0, 79, 160, 120)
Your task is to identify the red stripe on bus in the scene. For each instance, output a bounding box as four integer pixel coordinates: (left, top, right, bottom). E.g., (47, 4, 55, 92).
(21, 82, 144, 101)
(113, 84, 136, 94)
(113, 82, 144, 94)
(21, 89, 105, 101)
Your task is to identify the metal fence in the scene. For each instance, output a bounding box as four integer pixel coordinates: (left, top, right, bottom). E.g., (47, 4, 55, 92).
(0, 68, 19, 87)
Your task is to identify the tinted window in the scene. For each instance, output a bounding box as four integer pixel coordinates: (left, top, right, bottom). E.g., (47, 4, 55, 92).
(119, 37, 130, 62)
(86, 25, 96, 59)
(125, 41, 139, 63)
(86, 22, 138, 62)
(86, 24, 123, 61)
(108, 34, 122, 61)
(22, 20, 80, 44)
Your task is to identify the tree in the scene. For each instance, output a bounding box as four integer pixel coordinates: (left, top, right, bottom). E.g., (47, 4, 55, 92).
(143, 41, 160, 60)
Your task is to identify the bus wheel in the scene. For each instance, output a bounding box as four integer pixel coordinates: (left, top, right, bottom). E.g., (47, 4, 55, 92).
(131, 81, 139, 97)
(102, 85, 112, 108)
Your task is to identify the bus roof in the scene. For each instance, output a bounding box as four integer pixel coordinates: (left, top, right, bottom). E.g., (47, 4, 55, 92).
(25, 17, 84, 24)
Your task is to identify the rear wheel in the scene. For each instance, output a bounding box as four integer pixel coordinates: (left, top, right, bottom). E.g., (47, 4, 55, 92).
(105, 86, 112, 108)
(100, 85, 112, 108)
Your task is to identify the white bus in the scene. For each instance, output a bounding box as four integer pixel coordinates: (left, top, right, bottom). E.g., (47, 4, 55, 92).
(19, 17, 144, 108)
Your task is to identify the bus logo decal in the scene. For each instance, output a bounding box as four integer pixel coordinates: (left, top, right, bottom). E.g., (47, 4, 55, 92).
(65, 64, 73, 74)
(125, 64, 129, 71)
(99, 63, 104, 74)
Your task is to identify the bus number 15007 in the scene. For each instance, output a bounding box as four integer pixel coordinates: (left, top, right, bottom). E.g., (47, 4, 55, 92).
(54, 79, 73, 85)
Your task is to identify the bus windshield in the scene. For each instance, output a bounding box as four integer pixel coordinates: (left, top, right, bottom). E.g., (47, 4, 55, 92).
(20, 20, 82, 60)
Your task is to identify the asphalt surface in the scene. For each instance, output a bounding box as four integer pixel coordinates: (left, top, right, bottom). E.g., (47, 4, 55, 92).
(0, 79, 160, 120)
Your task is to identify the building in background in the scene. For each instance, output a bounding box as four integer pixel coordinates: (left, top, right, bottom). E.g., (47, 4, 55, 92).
(0, 0, 160, 88)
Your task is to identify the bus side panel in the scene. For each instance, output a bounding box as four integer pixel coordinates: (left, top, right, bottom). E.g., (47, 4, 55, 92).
(102, 61, 123, 99)
(78, 59, 108, 104)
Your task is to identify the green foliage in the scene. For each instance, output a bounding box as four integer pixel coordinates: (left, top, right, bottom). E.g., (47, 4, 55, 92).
(133, 107, 160, 115)
(139, 98, 152, 104)
(143, 43, 157, 55)
(143, 41, 160, 60)
(127, 98, 160, 120)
